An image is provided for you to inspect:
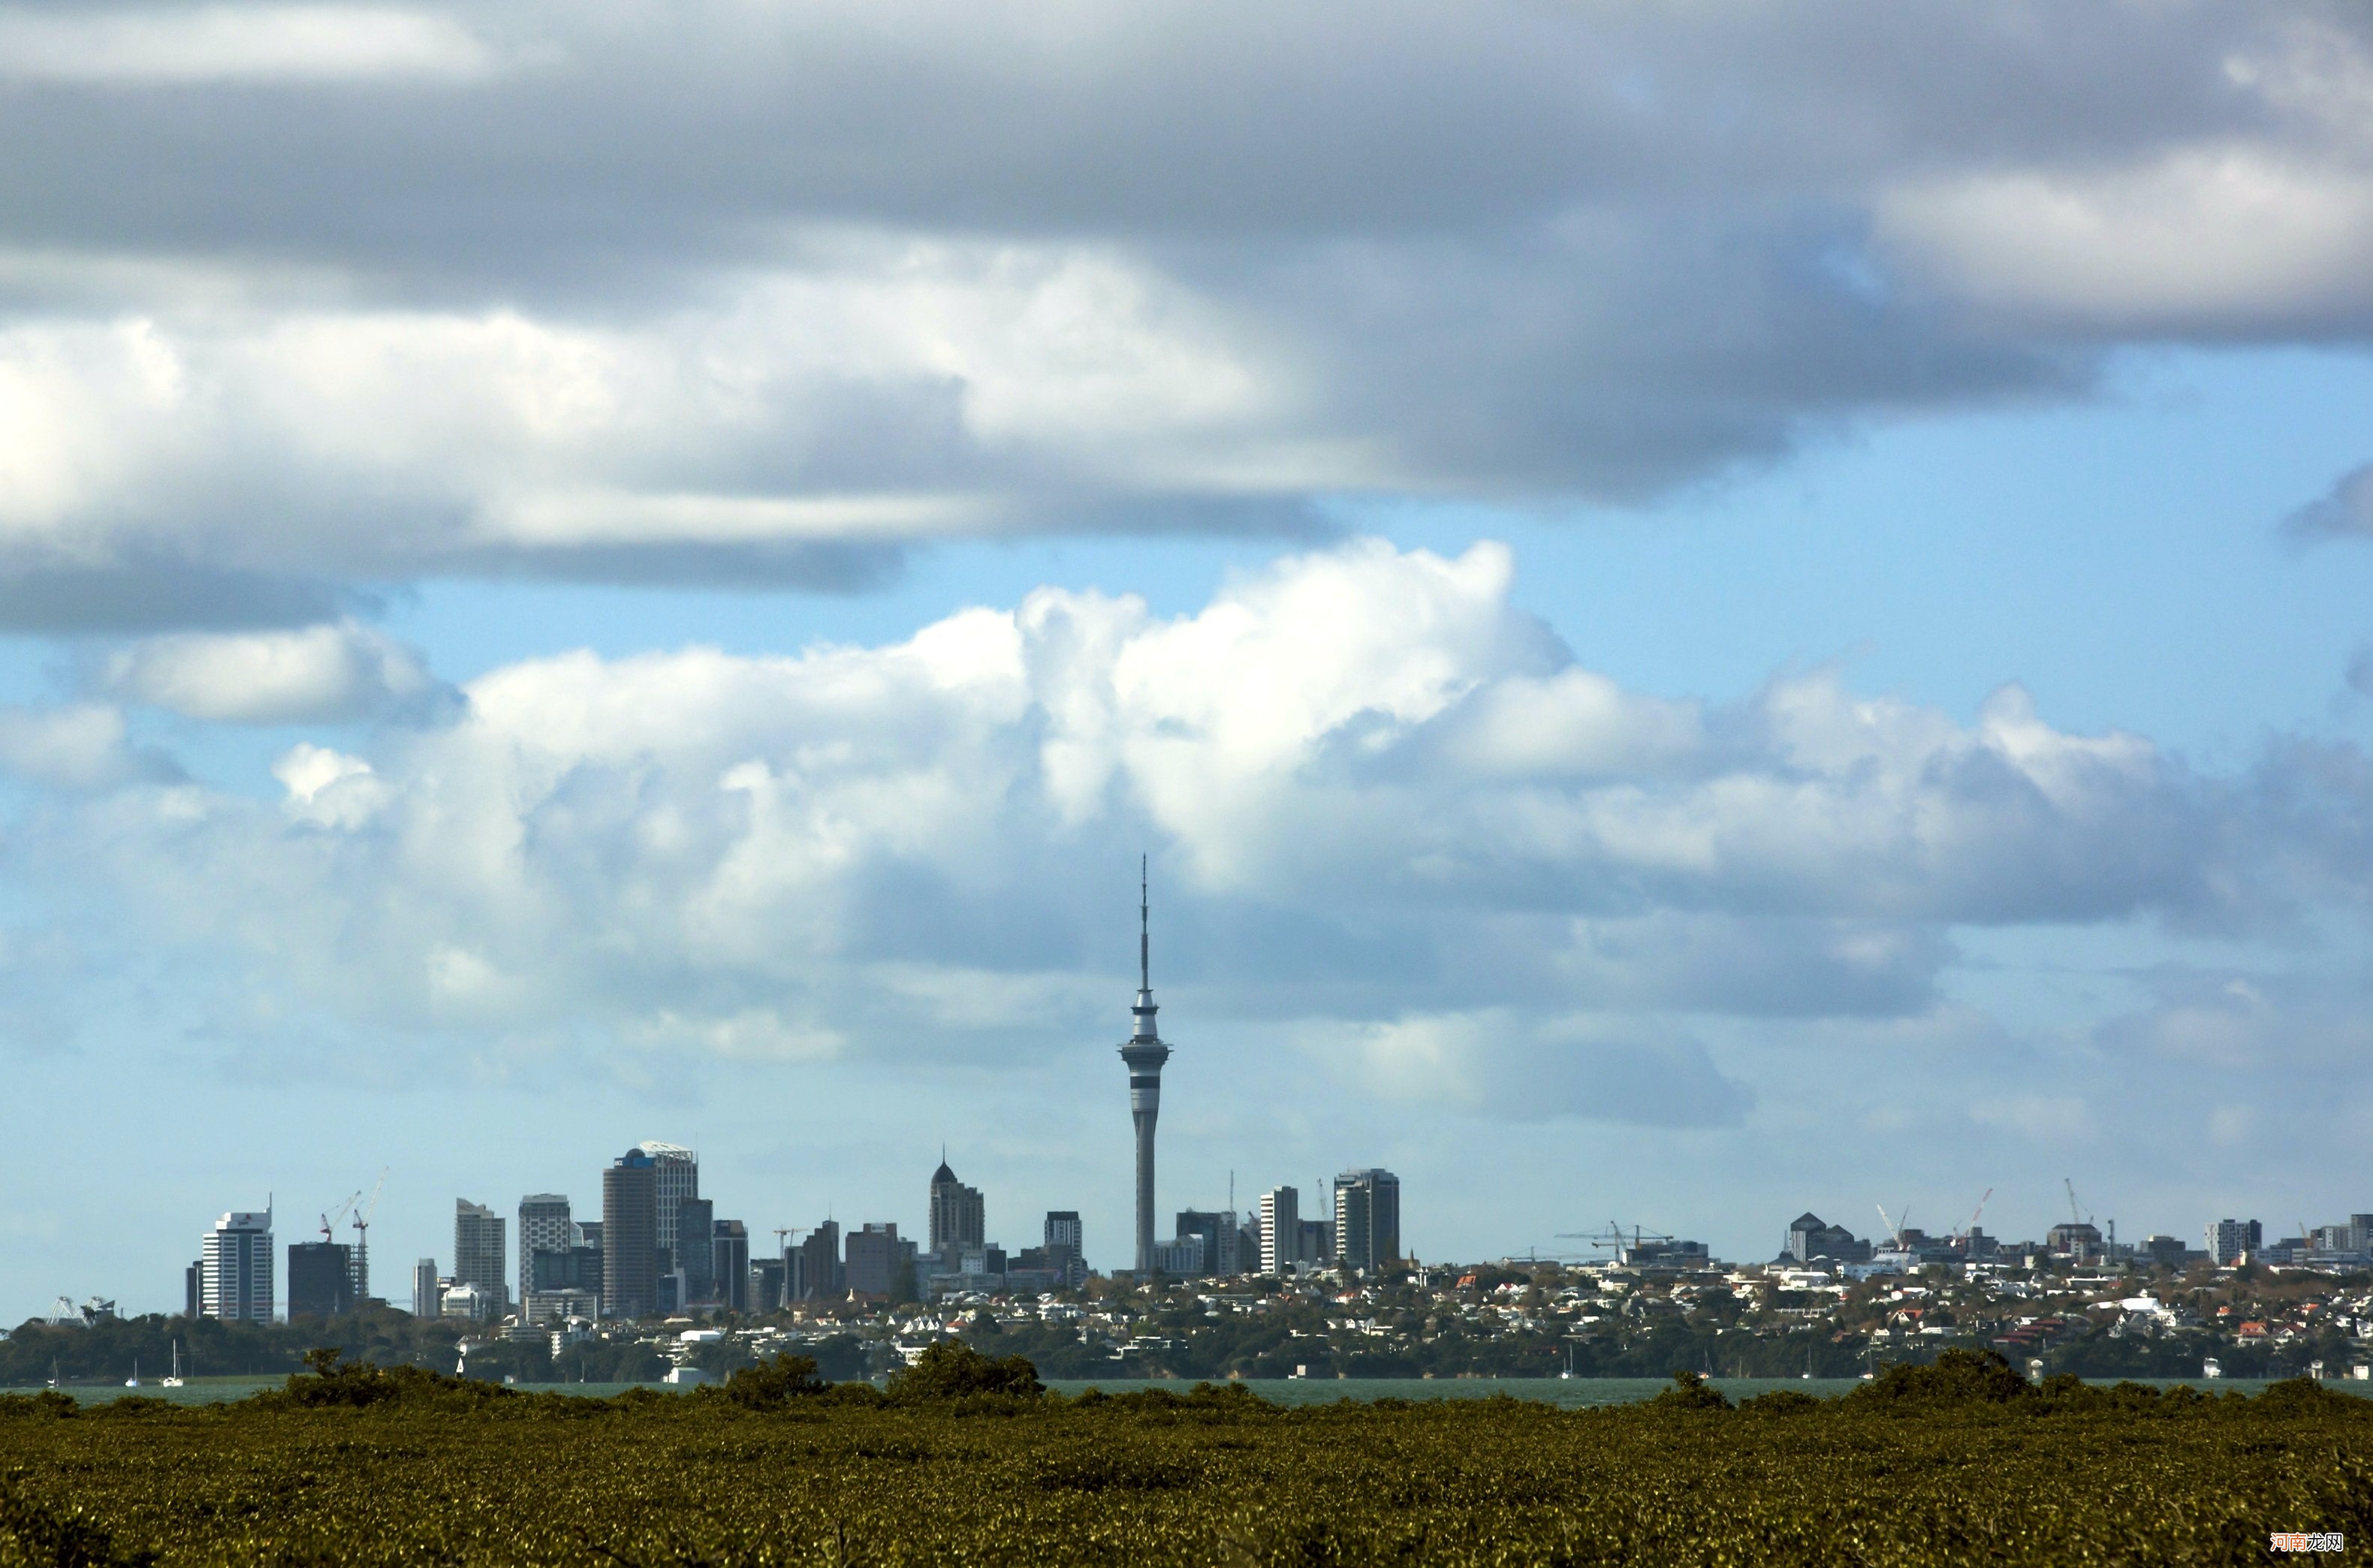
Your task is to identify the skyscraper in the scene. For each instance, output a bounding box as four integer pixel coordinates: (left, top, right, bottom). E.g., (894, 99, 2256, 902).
(454, 1200, 507, 1312)
(797, 1220, 842, 1301)
(1259, 1187, 1298, 1276)
(517, 1195, 572, 1313)
(1117, 859, 1172, 1274)
(1333, 1168, 1401, 1274)
(677, 1196, 716, 1303)
(287, 1241, 355, 1318)
(928, 1157, 985, 1261)
(638, 1141, 698, 1269)
(411, 1257, 439, 1319)
(200, 1208, 274, 1322)
(713, 1220, 749, 1312)
(602, 1147, 659, 1320)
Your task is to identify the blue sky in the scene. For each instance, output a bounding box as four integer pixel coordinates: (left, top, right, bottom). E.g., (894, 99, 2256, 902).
(5, 1, 2373, 1322)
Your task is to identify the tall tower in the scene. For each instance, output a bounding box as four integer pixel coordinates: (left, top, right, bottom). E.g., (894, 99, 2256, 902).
(1118, 857, 1173, 1274)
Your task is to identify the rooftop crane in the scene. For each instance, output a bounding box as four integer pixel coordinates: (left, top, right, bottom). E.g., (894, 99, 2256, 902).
(2064, 1178, 2089, 1228)
(1875, 1202, 1910, 1250)
(349, 1167, 387, 1299)
(319, 1190, 361, 1245)
(1959, 1189, 1992, 1241)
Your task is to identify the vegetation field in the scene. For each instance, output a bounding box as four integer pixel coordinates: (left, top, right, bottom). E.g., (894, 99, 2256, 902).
(2, 1347, 2366, 1566)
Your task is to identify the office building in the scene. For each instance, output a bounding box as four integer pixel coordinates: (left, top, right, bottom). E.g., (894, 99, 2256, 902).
(454, 1200, 507, 1313)
(200, 1208, 274, 1322)
(844, 1222, 913, 1297)
(2046, 1221, 2102, 1262)
(1784, 1213, 1871, 1265)
(2206, 1219, 2263, 1266)
(929, 1158, 986, 1262)
(1297, 1217, 1334, 1267)
(287, 1241, 356, 1318)
(1117, 861, 1174, 1274)
(517, 1195, 572, 1313)
(412, 1258, 439, 1318)
(1043, 1211, 1085, 1284)
(798, 1220, 841, 1301)
(714, 1220, 749, 1312)
(752, 1256, 785, 1313)
(639, 1141, 699, 1268)
(677, 1196, 716, 1302)
(1259, 1188, 1298, 1275)
(602, 1147, 659, 1320)
(1175, 1209, 1238, 1277)
(185, 1262, 201, 1320)
(1334, 1169, 1401, 1274)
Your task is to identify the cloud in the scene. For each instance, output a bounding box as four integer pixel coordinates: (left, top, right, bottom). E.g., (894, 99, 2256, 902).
(2285, 463, 2373, 543)
(98, 620, 454, 724)
(0, 7, 499, 84)
(0, 2, 2367, 611)
(11, 538, 2334, 1073)
(1322, 1009, 1753, 1128)
(0, 704, 176, 790)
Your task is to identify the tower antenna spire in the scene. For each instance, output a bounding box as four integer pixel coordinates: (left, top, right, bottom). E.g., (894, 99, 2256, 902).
(1140, 854, 1150, 991)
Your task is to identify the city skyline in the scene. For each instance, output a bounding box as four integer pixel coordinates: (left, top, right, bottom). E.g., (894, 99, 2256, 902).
(8, 0, 2373, 1328)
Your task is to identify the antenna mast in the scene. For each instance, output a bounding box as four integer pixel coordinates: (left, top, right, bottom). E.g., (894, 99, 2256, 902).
(1139, 855, 1150, 991)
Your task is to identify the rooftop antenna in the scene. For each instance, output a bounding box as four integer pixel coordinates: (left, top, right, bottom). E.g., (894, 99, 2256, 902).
(1139, 854, 1150, 991)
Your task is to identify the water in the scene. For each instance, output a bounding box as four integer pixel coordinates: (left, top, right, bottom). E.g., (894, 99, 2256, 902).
(14, 1375, 2368, 1407)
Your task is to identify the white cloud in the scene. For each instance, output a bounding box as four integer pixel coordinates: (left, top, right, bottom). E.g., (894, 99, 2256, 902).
(26, 538, 2299, 1076)
(0, 704, 170, 790)
(0, 7, 497, 84)
(101, 620, 451, 724)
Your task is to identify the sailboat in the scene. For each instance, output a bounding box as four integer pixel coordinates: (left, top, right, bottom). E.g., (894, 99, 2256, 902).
(124, 1359, 139, 1389)
(161, 1342, 185, 1388)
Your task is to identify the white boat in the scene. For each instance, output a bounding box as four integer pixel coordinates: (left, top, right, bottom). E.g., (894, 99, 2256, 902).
(159, 1342, 184, 1389)
(124, 1359, 139, 1389)
(2203, 1358, 2222, 1379)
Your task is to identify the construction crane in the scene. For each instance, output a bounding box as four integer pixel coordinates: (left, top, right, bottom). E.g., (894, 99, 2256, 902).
(1875, 1203, 1910, 1250)
(1958, 1189, 1992, 1241)
(2064, 1178, 2088, 1227)
(1554, 1223, 1674, 1262)
(349, 1168, 387, 1301)
(319, 1190, 361, 1245)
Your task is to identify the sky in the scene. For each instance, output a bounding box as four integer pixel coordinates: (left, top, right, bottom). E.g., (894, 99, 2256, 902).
(6, 0, 2373, 1322)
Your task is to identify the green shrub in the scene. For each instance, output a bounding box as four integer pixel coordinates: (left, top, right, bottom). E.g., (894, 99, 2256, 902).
(886, 1339, 1043, 1402)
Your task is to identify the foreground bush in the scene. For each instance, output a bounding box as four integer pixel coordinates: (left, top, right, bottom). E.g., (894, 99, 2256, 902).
(1, 1349, 2366, 1564)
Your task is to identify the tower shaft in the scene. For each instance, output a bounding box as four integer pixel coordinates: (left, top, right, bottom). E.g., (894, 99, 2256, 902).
(1120, 856, 1171, 1276)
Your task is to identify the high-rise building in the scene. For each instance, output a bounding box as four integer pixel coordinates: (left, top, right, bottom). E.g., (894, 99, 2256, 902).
(713, 1220, 749, 1312)
(2205, 1218, 2262, 1266)
(1297, 1217, 1334, 1268)
(929, 1158, 987, 1262)
(1117, 860, 1173, 1274)
(1259, 1187, 1298, 1275)
(287, 1241, 356, 1318)
(517, 1195, 571, 1313)
(454, 1200, 507, 1313)
(677, 1197, 716, 1303)
(752, 1256, 785, 1313)
(1333, 1169, 1401, 1274)
(602, 1147, 659, 1320)
(844, 1223, 912, 1297)
(638, 1141, 699, 1267)
(1175, 1210, 1238, 1277)
(412, 1258, 439, 1318)
(200, 1208, 274, 1322)
(798, 1220, 841, 1301)
(1042, 1211, 1084, 1284)
(185, 1262, 201, 1320)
